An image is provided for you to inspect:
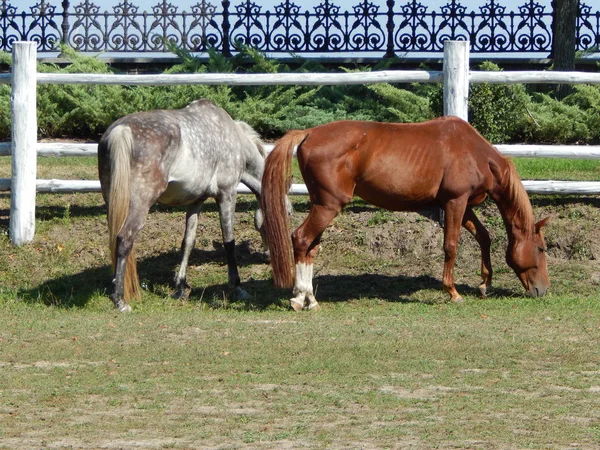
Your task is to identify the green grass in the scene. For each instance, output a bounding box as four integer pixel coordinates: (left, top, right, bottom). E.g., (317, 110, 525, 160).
(0, 156, 100, 180)
(514, 158, 600, 181)
(1, 296, 600, 448)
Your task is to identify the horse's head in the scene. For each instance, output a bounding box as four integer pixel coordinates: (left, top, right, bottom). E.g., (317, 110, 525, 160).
(506, 217, 550, 297)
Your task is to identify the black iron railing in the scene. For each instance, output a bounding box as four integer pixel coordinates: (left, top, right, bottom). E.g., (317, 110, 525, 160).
(1, 0, 599, 56)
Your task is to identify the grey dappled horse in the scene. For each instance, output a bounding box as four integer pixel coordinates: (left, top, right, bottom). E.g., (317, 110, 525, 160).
(98, 99, 267, 312)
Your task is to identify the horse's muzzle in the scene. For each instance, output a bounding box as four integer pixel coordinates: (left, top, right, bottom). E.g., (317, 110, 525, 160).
(529, 285, 549, 298)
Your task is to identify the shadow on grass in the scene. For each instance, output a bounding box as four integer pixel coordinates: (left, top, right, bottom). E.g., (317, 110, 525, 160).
(530, 195, 600, 208)
(19, 238, 518, 310)
(18, 239, 267, 309)
(148, 272, 518, 310)
(304, 273, 515, 305)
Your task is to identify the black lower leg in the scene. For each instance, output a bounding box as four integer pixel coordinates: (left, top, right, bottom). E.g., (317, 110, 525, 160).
(224, 240, 241, 287)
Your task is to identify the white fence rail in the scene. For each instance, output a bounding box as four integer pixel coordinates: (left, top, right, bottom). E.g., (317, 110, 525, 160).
(1, 40, 600, 244)
(3, 142, 600, 159)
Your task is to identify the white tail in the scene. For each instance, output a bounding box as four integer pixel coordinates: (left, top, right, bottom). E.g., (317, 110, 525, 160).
(106, 125, 141, 300)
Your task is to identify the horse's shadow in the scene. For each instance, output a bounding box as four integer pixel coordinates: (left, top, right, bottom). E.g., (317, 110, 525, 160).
(295, 273, 515, 305)
(19, 240, 268, 309)
(20, 239, 517, 309)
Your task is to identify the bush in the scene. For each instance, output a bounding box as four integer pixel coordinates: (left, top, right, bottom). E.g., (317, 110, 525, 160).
(0, 52, 12, 139)
(563, 85, 600, 143)
(36, 48, 146, 138)
(0, 49, 599, 145)
(468, 61, 530, 143)
(522, 92, 593, 144)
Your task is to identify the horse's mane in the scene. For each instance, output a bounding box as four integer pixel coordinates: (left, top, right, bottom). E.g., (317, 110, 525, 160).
(502, 157, 535, 233)
(235, 120, 267, 158)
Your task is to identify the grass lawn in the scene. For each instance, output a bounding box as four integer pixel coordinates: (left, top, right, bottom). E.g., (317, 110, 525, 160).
(1, 293, 600, 449)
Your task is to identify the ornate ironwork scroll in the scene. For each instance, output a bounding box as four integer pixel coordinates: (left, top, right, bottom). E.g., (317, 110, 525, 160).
(0, 0, 598, 56)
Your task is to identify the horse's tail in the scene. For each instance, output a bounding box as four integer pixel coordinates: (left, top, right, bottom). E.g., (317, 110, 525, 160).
(106, 125, 141, 301)
(260, 129, 309, 288)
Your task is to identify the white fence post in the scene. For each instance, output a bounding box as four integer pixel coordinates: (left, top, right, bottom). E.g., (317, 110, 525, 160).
(10, 42, 38, 245)
(443, 40, 470, 121)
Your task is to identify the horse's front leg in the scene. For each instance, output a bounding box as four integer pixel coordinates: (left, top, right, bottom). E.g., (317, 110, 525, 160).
(216, 191, 249, 300)
(462, 208, 493, 298)
(442, 197, 469, 303)
(173, 202, 204, 300)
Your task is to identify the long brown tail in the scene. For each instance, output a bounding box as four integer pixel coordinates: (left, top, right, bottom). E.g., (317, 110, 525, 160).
(106, 125, 141, 301)
(260, 130, 309, 288)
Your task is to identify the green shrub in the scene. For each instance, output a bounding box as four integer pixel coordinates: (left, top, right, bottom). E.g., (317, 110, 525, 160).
(522, 92, 593, 144)
(412, 64, 443, 117)
(0, 86, 9, 140)
(1, 49, 599, 145)
(365, 83, 433, 122)
(0, 52, 13, 139)
(563, 84, 600, 143)
(468, 61, 530, 143)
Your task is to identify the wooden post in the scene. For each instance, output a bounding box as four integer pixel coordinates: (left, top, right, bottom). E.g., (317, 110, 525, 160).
(10, 42, 38, 246)
(443, 40, 470, 121)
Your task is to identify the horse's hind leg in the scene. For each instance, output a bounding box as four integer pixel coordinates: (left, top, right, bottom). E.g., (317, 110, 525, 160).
(173, 201, 205, 299)
(462, 208, 492, 297)
(112, 204, 149, 312)
(216, 190, 248, 300)
(291, 204, 341, 311)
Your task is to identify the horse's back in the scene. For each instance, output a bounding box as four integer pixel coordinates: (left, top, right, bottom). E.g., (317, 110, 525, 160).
(99, 100, 257, 206)
(296, 117, 502, 210)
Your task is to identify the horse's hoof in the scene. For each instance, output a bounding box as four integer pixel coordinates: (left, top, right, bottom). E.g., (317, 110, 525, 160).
(171, 289, 189, 301)
(450, 296, 465, 304)
(306, 295, 320, 311)
(307, 302, 321, 311)
(478, 285, 488, 298)
(116, 301, 132, 313)
(290, 298, 305, 312)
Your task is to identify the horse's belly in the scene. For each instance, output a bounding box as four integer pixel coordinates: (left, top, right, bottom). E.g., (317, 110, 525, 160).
(158, 180, 210, 206)
(354, 179, 439, 211)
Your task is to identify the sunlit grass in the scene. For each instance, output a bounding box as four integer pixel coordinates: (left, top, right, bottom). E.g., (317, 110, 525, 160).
(514, 157, 600, 181)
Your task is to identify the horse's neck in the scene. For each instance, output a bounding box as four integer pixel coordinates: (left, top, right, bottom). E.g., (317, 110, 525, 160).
(491, 171, 534, 241)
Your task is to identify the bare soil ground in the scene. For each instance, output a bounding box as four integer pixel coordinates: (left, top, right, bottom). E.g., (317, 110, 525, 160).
(2, 193, 600, 305)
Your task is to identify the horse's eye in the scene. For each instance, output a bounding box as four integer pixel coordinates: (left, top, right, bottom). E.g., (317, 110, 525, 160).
(538, 247, 546, 253)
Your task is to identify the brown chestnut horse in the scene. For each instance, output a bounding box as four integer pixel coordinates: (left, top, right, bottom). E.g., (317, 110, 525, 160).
(261, 116, 550, 310)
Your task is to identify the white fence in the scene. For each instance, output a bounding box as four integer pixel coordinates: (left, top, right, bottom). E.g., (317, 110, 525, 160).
(1, 41, 600, 245)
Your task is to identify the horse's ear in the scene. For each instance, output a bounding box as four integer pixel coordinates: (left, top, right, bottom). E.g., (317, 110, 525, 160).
(535, 216, 550, 233)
